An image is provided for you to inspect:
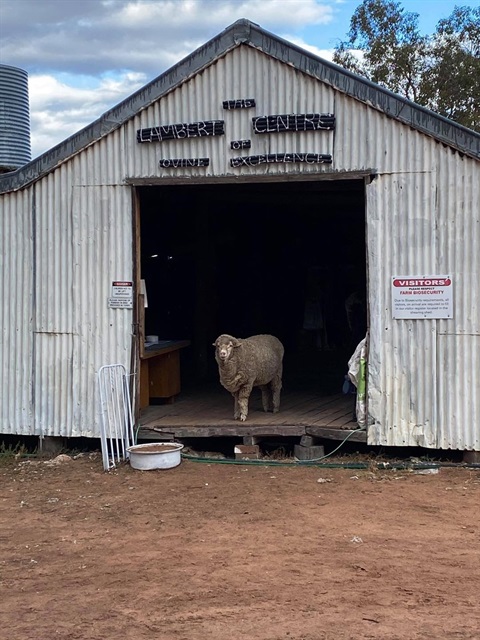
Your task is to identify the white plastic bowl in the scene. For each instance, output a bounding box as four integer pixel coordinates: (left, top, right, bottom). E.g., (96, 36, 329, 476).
(127, 442, 184, 470)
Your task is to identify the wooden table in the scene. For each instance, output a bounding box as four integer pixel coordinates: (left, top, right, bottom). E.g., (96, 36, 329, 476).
(140, 340, 191, 409)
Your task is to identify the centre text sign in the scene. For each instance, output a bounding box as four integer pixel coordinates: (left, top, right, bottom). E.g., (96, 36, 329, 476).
(252, 113, 335, 134)
(392, 276, 453, 319)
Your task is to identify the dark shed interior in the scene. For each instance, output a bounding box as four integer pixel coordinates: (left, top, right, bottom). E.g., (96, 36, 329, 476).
(138, 179, 367, 396)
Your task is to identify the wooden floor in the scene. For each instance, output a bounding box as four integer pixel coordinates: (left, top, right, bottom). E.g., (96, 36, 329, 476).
(138, 386, 366, 442)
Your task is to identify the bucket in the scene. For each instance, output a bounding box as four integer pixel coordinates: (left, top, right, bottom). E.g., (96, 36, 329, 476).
(127, 442, 184, 470)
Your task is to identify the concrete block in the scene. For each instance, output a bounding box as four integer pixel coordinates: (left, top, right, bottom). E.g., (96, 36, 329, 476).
(300, 435, 317, 447)
(463, 451, 480, 464)
(234, 444, 260, 460)
(294, 444, 325, 461)
(40, 436, 65, 455)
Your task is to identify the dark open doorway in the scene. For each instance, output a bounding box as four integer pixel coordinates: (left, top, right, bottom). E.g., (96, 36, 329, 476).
(138, 178, 367, 406)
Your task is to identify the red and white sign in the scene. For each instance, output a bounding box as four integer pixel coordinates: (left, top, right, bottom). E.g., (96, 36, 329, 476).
(111, 281, 133, 297)
(109, 281, 133, 309)
(392, 275, 453, 319)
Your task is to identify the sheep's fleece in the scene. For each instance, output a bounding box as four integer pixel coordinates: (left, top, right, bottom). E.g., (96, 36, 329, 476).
(213, 334, 284, 421)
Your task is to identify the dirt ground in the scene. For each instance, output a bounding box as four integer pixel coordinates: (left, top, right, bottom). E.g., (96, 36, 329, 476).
(1, 451, 480, 640)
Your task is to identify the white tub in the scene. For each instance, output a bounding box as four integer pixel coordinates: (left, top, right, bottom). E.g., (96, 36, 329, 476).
(127, 442, 184, 470)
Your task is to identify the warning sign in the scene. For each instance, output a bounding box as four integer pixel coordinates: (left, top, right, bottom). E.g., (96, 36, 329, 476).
(392, 276, 453, 319)
(111, 281, 133, 297)
(108, 281, 133, 309)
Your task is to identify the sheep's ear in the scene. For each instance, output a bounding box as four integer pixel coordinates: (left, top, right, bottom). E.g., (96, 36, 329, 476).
(231, 339, 241, 348)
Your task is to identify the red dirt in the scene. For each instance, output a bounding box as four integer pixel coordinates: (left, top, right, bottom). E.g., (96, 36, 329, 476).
(1, 453, 480, 639)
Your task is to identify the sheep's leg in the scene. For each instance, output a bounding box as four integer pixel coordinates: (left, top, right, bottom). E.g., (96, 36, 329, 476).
(237, 384, 253, 422)
(233, 392, 241, 420)
(271, 371, 283, 414)
(260, 385, 272, 412)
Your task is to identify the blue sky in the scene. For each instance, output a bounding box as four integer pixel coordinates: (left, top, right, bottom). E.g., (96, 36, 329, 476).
(299, 0, 473, 49)
(1, 0, 478, 159)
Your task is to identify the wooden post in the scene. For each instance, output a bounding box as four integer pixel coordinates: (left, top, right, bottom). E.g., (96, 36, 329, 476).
(132, 187, 142, 421)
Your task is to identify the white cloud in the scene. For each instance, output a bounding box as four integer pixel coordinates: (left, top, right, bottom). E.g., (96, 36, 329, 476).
(113, 0, 333, 30)
(1, 0, 343, 158)
(282, 36, 335, 61)
(4, 1, 337, 76)
(29, 72, 146, 158)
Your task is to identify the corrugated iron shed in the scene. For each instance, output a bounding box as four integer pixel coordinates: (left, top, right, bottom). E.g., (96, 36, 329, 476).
(0, 19, 479, 450)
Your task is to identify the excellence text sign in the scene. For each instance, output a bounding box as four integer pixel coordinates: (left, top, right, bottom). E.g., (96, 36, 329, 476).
(392, 276, 453, 319)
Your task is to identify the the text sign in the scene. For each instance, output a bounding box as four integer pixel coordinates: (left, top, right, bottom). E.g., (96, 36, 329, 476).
(392, 276, 453, 319)
(230, 152, 332, 168)
(137, 120, 224, 142)
(223, 99, 256, 109)
(252, 113, 335, 134)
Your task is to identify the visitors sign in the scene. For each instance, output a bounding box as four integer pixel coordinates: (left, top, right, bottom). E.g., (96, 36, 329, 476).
(392, 276, 453, 319)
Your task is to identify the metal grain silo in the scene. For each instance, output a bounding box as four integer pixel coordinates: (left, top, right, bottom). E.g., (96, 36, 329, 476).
(0, 64, 31, 171)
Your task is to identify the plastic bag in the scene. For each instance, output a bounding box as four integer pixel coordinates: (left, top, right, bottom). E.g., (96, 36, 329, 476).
(347, 337, 367, 428)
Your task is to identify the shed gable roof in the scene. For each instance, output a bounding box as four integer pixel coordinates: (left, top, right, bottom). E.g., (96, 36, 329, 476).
(1, 18, 479, 193)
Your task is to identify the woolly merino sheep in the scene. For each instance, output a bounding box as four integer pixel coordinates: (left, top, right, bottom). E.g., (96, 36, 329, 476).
(213, 334, 284, 421)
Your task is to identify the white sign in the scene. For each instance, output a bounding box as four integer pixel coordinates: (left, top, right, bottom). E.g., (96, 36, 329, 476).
(108, 297, 133, 309)
(392, 275, 453, 319)
(109, 281, 133, 309)
(111, 281, 133, 297)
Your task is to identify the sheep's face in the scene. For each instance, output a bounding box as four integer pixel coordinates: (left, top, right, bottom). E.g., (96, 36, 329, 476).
(216, 340, 234, 362)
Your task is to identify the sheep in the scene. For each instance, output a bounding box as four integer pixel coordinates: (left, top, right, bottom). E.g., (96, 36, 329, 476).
(213, 334, 284, 421)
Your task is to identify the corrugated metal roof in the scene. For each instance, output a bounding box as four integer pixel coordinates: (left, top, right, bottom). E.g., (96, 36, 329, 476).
(0, 19, 478, 195)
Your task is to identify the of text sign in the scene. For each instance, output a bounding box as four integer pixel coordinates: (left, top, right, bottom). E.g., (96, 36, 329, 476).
(230, 139, 251, 150)
(392, 276, 453, 319)
(137, 120, 224, 142)
(109, 281, 133, 309)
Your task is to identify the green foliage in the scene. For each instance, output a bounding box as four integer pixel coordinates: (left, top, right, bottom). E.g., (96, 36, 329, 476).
(0, 440, 31, 464)
(333, 1, 480, 131)
(420, 6, 480, 130)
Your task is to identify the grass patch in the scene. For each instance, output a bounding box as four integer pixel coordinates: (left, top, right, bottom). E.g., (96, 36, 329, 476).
(0, 441, 37, 464)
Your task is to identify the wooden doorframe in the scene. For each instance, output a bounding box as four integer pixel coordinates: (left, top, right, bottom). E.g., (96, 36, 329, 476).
(131, 186, 142, 423)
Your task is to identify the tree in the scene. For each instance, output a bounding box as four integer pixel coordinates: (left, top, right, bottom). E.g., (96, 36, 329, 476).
(333, 1, 480, 131)
(419, 6, 480, 130)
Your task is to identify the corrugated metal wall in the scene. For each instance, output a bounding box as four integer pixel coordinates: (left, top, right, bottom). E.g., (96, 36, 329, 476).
(367, 171, 439, 447)
(31, 180, 133, 436)
(33, 166, 75, 437)
(367, 152, 479, 449)
(1, 124, 131, 438)
(30, 133, 132, 438)
(69, 183, 133, 437)
(0, 188, 34, 434)
(0, 43, 478, 447)
(435, 155, 480, 449)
